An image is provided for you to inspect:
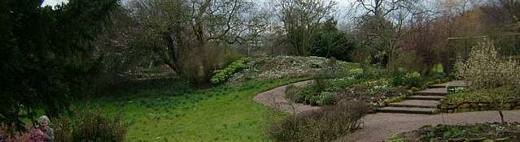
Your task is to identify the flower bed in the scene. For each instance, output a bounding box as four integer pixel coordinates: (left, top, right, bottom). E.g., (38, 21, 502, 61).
(390, 123, 520, 142)
(227, 56, 358, 83)
(441, 86, 520, 112)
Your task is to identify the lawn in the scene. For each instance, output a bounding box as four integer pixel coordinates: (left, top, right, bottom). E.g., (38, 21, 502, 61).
(75, 78, 306, 141)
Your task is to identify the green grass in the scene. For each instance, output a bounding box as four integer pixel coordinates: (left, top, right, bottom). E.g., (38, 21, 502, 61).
(75, 78, 306, 141)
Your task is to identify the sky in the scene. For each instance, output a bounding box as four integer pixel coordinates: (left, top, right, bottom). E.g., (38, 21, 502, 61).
(42, 0, 68, 6)
(42, 0, 355, 8)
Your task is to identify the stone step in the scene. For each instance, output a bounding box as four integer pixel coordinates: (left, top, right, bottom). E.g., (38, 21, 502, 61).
(388, 100, 440, 108)
(376, 107, 439, 114)
(415, 88, 447, 96)
(429, 80, 470, 88)
(407, 95, 445, 100)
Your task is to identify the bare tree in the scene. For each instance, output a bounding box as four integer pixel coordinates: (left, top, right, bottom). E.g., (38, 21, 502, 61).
(354, 0, 417, 66)
(274, 0, 336, 56)
(128, 0, 260, 83)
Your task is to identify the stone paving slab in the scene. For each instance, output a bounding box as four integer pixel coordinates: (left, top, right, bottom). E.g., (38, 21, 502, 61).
(407, 95, 445, 100)
(388, 100, 440, 108)
(415, 88, 447, 95)
(377, 107, 438, 114)
(430, 80, 470, 88)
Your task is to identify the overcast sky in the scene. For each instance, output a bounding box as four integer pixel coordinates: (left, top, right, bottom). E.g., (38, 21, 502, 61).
(42, 0, 68, 6)
(42, 0, 355, 8)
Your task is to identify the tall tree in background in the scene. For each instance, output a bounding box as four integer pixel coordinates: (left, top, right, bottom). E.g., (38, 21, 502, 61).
(129, 0, 259, 84)
(0, 0, 117, 132)
(276, 0, 336, 56)
(355, 0, 414, 66)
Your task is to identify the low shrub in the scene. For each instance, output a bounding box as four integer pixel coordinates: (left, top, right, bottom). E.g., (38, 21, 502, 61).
(53, 110, 127, 142)
(444, 86, 520, 105)
(455, 39, 520, 90)
(285, 83, 332, 106)
(392, 70, 423, 88)
(396, 123, 520, 141)
(210, 57, 250, 84)
(431, 63, 446, 78)
(269, 100, 369, 142)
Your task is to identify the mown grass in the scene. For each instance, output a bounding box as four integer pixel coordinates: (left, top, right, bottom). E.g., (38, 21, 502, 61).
(75, 78, 307, 141)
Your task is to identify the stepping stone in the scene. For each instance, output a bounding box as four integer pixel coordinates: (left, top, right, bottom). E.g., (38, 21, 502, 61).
(415, 88, 447, 96)
(407, 95, 444, 100)
(376, 107, 439, 114)
(388, 100, 440, 108)
(430, 80, 470, 88)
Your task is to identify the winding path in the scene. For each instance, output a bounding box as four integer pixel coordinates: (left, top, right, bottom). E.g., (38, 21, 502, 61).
(253, 80, 321, 114)
(254, 81, 520, 142)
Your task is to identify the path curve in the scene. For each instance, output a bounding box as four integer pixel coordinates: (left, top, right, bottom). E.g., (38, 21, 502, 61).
(337, 110, 520, 142)
(253, 80, 321, 114)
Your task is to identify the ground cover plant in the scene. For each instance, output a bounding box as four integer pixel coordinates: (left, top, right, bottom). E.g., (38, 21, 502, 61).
(227, 56, 359, 83)
(389, 123, 520, 142)
(283, 64, 440, 108)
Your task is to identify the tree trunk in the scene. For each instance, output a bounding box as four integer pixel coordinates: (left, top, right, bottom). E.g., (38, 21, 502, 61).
(499, 110, 505, 123)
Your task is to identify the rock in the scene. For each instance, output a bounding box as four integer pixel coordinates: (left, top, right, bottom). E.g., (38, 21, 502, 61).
(459, 103, 470, 109)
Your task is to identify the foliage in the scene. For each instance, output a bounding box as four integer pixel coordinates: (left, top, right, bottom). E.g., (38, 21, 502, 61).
(228, 56, 359, 83)
(129, 0, 260, 84)
(311, 19, 358, 61)
(285, 84, 326, 106)
(398, 123, 520, 141)
(0, 0, 118, 132)
(431, 63, 446, 78)
(455, 39, 520, 90)
(277, 0, 336, 55)
(284, 59, 359, 106)
(211, 57, 250, 84)
(356, 14, 397, 66)
(444, 86, 519, 105)
(54, 110, 126, 142)
(392, 70, 423, 88)
(269, 100, 369, 142)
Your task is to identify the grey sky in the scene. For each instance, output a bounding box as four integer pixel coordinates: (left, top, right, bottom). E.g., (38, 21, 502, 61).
(42, 0, 68, 6)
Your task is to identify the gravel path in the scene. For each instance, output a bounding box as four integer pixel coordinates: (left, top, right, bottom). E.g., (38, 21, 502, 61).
(337, 110, 520, 142)
(253, 80, 321, 114)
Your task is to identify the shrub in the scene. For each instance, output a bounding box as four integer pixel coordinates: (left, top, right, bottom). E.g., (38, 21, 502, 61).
(431, 63, 445, 78)
(392, 70, 422, 88)
(269, 100, 369, 142)
(455, 39, 520, 89)
(53, 110, 126, 142)
(210, 57, 250, 84)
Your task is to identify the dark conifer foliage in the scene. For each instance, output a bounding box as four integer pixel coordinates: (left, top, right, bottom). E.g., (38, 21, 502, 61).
(0, 0, 118, 132)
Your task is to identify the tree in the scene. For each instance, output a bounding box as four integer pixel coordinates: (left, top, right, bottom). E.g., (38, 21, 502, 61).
(0, 0, 118, 132)
(311, 19, 358, 61)
(354, 0, 415, 66)
(129, 0, 258, 84)
(275, 0, 336, 56)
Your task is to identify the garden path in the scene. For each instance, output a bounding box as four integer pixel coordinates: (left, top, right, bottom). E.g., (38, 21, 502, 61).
(253, 80, 321, 114)
(337, 110, 520, 142)
(255, 80, 520, 141)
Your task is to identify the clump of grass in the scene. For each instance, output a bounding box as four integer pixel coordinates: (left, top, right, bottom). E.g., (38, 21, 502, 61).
(269, 100, 369, 142)
(53, 109, 127, 142)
